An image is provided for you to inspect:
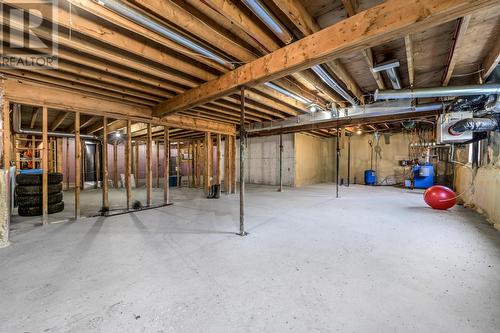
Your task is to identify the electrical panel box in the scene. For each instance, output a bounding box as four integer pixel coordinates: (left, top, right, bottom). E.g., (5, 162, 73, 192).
(437, 111, 473, 143)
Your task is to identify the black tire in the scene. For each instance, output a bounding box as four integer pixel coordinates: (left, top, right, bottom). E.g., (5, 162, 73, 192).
(16, 173, 63, 186)
(18, 201, 64, 217)
(15, 183, 62, 196)
(16, 192, 63, 207)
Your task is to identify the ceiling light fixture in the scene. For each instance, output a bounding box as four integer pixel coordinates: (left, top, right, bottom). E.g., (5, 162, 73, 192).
(93, 0, 235, 70)
(264, 82, 311, 104)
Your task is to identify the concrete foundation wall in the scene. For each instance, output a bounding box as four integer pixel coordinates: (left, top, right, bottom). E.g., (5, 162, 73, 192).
(294, 133, 335, 187)
(336, 133, 411, 185)
(237, 134, 295, 186)
(455, 132, 500, 231)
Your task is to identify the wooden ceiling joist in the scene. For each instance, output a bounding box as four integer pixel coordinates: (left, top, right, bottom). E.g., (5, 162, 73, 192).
(340, 1, 386, 90)
(404, 35, 415, 88)
(68, 0, 229, 73)
(130, 0, 256, 63)
(442, 16, 472, 86)
(270, 0, 365, 103)
(362, 48, 386, 90)
(203, 0, 281, 52)
(154, 0, 498, 117)
(50, 112, 69, 131)
(4, 6, 205, 87)
(482, 37, 500, 80)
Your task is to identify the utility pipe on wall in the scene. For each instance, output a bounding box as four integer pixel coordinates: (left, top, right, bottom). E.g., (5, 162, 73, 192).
(12, 105, 98, 140)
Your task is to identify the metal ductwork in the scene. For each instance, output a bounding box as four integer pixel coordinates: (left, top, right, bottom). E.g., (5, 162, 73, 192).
(374, 84, 500, 100)
(484, 94, 500, 114)
(449, 114, 500, 134)
(12, 105, 99, 140)
(241, 0, 293, 44)
(312, 65, 357, 106)
(246, 100, 444, 133)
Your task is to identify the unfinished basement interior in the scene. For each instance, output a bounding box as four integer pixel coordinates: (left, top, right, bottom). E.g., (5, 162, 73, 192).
(1, 0, 500, 331)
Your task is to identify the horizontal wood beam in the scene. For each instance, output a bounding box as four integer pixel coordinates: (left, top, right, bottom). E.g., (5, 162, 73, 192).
(4, 78, 235, 135)
(154, 0, 496, 117)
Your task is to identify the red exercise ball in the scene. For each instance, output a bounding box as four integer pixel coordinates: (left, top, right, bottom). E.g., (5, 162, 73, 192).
(423, 185, 457, 210)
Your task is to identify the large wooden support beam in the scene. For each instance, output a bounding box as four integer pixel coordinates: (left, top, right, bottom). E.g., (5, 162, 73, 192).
(4, 79, 236, 135)
(102, 117, 109, 210)
(42, 106, 48, 225)
(163, 127, 169, 204)
(154, 0, 497, 117)
(126, 120, 132, 209)
(74, 111, 81, 219)
(146, 123, 153, 206)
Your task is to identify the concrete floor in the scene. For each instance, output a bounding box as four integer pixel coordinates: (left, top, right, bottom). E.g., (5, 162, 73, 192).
(10, 185, 189, 230)
(1, 184, 500, 332)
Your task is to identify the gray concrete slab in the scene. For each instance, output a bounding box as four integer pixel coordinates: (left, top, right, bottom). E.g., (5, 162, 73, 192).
(1, 184, 499, 332)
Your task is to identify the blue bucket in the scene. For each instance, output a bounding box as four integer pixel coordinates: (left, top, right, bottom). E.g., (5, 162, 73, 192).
(364, 170, 376, 185)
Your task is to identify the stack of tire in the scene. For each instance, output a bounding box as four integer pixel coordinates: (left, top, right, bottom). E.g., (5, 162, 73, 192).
(16, 172, 64, 216)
